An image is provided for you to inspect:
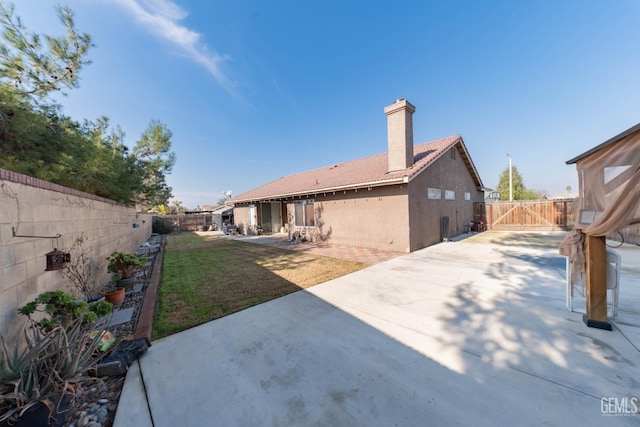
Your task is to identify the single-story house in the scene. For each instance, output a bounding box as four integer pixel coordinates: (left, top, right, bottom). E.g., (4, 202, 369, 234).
(229, 99, 486, 253)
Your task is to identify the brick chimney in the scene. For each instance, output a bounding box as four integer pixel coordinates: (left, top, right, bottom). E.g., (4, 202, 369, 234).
(384, 99, 415, 172)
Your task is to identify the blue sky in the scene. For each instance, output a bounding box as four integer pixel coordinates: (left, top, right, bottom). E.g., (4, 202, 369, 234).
(21, 0, 640, 208)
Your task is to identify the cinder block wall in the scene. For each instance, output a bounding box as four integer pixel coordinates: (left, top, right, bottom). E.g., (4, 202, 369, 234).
(0, 168, 152, 341)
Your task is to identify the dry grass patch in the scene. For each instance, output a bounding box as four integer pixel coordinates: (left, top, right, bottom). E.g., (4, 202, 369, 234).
(152, 233, 366, 339)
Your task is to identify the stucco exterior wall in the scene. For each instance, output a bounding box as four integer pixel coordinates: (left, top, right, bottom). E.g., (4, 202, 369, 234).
(232, 146, 484, 254)
(0, 169, 151, 341)
(285, 185, 411, 252)
(408, 146, 483, 251)
(233, 205, 251, 235)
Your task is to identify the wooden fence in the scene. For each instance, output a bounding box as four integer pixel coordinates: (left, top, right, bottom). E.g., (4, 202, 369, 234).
(485, 199, 576, 231)
(156, 214, 212, 232)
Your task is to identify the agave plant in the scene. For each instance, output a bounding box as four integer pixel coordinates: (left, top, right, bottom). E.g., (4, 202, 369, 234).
(0, 316, 109, 424)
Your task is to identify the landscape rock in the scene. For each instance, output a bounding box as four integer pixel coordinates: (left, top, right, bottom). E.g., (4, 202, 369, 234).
(66, 234, 163, 427)
(97, 407, 109, 424)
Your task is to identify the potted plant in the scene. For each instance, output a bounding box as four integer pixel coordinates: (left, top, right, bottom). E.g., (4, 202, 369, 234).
(0, 316, 109, 426)
(101, 282, 125, 306)
(18, 290, 112, 331)
(106, 252, 147, 289)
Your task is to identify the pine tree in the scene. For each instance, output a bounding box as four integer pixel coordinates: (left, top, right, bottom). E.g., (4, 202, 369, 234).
(0, 2, 175, 207)
(0, 2, 92, 99)
(133, 120, 176, 209)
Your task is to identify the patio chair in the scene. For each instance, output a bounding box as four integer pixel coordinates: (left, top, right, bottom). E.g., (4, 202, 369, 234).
(606, 249, 621, 318)
(565, 248, 621, 318)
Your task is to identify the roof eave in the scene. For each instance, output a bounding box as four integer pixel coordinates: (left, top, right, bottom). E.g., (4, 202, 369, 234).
(230, 176, 408, 204)
(566, 121, 640, 164)
(454, 137, 485, 189)
(406, 136, 484, 189)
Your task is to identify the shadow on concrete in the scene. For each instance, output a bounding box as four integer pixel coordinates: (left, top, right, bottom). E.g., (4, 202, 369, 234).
(117, 231, 640, 426)
(134, 288, 608, 427)
(437, 232, 640, 413)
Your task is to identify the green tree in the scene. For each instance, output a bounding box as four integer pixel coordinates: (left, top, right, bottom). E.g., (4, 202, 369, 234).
(133, 120, 176, 209)
(0, 1, 97, 188)
(0, 3, 176, 207)
(0, 2, 92, 99)
(0, 86, 84, 183)
(496, 166, 538, 201)
(77, 116, 142, 202)
(169, 200, 185, 214)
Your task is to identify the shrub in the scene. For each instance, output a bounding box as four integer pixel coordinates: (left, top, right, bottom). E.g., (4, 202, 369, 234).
(18, 290, 112, 331)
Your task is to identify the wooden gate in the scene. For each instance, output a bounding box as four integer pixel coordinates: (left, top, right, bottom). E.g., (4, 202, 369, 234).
(486, 200, 575, 231)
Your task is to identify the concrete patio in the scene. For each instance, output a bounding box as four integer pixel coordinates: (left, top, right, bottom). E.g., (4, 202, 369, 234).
(114, 231, 640, 426)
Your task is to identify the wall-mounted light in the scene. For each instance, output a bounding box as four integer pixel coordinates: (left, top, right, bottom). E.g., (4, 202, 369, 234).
(45, 249, 70, 271)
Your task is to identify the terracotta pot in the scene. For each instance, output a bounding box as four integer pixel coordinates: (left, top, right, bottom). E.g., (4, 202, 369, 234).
(103, 287, 125, 305)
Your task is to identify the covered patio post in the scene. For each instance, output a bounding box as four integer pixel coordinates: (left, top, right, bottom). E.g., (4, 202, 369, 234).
(584, 235, 611, 330)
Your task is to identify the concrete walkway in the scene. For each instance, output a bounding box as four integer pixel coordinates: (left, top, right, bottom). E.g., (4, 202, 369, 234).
(114, 231, 640, 426)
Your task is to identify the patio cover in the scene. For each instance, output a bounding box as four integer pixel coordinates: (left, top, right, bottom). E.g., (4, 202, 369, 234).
(561, 124, 640, 273)
(570, 125, 640, 236)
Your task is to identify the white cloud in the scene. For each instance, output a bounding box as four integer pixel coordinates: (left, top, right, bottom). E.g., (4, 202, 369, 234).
(109, 0, 235, 92)
(139, 0, 188, 20)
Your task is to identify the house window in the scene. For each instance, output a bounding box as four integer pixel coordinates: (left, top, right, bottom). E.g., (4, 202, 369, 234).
(445, 190, 455, 200)
(294, 200, 315, 227)
(294, 203, 304, 226)
(465, 192, 471, 201)
(451, 148, 456, 160)
(304, 202, 314, 226)
(427, 188, 441, 200)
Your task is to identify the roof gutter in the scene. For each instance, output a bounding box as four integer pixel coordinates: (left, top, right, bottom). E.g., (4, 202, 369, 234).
(231, 176, 409, 204)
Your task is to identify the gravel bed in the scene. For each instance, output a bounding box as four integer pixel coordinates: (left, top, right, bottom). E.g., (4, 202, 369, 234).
(66, 235, 162, 427)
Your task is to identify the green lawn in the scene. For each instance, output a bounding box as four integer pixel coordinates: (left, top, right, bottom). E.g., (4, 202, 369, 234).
(152, 233, 367, 339)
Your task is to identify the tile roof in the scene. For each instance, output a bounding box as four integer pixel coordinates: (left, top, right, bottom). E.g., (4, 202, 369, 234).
(232, 135, 481, 203)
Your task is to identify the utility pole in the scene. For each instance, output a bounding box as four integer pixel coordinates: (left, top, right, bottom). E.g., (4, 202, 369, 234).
(506, 153, 513, 201)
